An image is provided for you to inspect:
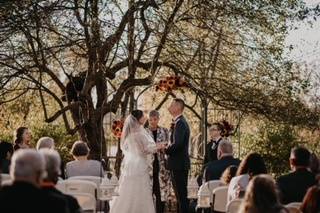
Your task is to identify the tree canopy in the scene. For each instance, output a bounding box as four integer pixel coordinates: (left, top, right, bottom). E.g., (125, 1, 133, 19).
(0, 0, 318, 158)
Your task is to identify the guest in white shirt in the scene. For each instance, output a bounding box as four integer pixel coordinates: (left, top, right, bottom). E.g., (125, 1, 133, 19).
(65, 141, 103, 178)
(227, 152, 267, 203)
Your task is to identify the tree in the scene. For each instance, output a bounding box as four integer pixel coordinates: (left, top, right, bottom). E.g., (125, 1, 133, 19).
(0, 0, 317, 161)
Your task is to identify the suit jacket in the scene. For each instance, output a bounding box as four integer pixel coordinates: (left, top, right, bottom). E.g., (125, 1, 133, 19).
(203, 138, 222, 165)
(165, 115, 190, 171)
(277, 168, 316, 204)
(42, 184, 81, 213)
(205, 155, 240, 182)
(0, 181, 69, 213)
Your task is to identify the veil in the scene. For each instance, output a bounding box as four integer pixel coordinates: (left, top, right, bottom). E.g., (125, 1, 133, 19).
(120, 114, 142, 151)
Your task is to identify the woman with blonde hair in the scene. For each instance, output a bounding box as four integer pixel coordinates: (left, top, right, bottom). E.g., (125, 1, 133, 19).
(239, 174, 288, 213)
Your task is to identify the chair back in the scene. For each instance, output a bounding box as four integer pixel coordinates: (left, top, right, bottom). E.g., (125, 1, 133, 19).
(57, 179, 97, 198)
(226, 199, 242, 213)
(1, 174, 11, 183)
(286, 206, 302, 213)
(68, 176, 102, 198)
(286, 202, 302, 213)
(207, 180, 225, 192)
(69, 192, 96, 213)
(286, 202, 301, 209)
(212, 186, 229, 212)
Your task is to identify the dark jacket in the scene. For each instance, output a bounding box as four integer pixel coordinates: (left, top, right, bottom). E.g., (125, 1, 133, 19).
(0, 181, 69, 213)
(165, 115, 190, 171)
(42, 184, 81, 213)
(277, 168, 316, 204)
(203, 138, 222, 165)
(205, 155, 240, 181)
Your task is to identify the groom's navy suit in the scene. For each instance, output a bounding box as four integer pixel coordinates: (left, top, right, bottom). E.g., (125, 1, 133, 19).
(165, 115, 190, 213)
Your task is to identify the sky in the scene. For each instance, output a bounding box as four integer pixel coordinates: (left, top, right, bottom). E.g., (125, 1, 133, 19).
(285, 0, 320, 64)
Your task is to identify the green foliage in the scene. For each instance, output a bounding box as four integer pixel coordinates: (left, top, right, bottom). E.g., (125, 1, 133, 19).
(0, 123, 78, 163)
(240, 121, 303, 176)
(31, 124, 78, 163)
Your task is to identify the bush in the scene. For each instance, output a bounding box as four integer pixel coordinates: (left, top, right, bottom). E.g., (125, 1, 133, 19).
(240, 121, 303, 177)
(31, 124, 78, 163)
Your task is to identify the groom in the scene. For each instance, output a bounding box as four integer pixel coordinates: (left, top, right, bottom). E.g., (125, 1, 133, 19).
(165, 98, 190, 213)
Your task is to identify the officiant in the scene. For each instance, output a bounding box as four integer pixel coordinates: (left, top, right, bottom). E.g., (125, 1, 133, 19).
(146, 110, 171, 213)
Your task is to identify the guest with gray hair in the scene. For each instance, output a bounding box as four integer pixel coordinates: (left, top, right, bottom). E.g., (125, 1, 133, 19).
(36, 137, 55, 150)
(0, 149, 69, 213)
(66, 141, 103, 177)
(36, 136, 66, 179)
(204, 139, 240, 182)
(39, 149, 81, 213)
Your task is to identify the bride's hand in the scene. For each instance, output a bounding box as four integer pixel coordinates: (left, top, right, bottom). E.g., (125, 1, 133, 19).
(156, 142, 167, 150)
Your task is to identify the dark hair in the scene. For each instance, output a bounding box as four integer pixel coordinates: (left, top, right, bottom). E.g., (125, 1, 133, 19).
(71, 141, 90, 157)
(14, 127, 28, 145)
(237, 153, 267, 177)
(174, 98, 185, 110)
(240, 175, 284, 213)
(220, 165, 238, 185)
(291, 147, 310, 167)
(300, 186, 320, 213)
(210, 122, 224, 132)
(0, 141, 14, 160)
(131, 110, 144, 121)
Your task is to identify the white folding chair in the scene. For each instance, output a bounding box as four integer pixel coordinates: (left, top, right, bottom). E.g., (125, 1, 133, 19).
(200, 180, 225, 202)
(286, 202, 302, 209)
(286, 202, 302, 213)
(68, 176, 103, 199)
(56, 180, 67, 193)
(226, 199, 242, 213)
(69, 192, 96, 213)
(0, 179, 12, 186)
(58, 179, 97, 199)
(1, 174, 11, 183)
(212, 186, 229, 212)
(207, 180, 225, 191)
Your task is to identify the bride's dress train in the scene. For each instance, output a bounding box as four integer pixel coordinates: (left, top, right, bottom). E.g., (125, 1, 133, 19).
(110, 120, 157, 213)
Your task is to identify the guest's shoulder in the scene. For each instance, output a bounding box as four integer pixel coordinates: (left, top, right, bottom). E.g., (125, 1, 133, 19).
(277, 172, 291, 183)
(66, 160, 77, 167)
(89, 159, 102, 165)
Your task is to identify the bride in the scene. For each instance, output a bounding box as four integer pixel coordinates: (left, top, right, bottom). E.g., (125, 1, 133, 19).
(110, 110, 166, 213)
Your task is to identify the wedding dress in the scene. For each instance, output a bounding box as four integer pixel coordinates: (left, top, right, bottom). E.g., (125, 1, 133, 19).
(110, 115, 157, 213)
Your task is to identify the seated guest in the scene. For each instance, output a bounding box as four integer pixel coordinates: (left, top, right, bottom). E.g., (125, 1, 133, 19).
(204, 139, 240, 182)
(228, 153, 267, 202)
(66, 141, 103, 177)
(220, 165, 238, 185)
(0, 149, 69, 213)
(0, 141, 14, 173)
(300, 186, 320, 213)
(39, 149, 81, 213)
(13, 126, 31, 151)
(36, 137, 65, 179)
(239, 174, 288, 213)
(277, 147, 316, 204)
(36, 137, 55, 150)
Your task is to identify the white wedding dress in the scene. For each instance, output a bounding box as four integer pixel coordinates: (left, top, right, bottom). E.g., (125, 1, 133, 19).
(110, 116, 157, 213)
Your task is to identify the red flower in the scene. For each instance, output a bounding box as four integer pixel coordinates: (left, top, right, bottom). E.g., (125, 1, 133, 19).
(112, 120, 124, 139)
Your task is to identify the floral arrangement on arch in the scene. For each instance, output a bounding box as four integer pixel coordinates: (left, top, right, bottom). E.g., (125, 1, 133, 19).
(155, 76, 189, 92)
(220, 120, 234, 137)
(111, 120, 124, 139)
